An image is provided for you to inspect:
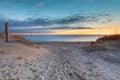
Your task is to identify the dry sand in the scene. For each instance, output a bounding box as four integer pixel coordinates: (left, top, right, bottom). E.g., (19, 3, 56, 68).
(0, 34, 120, 80)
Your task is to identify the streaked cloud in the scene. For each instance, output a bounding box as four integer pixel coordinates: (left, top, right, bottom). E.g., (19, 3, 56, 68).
(32, 2, 44, 9)
(1, 13, 111, 32)
(0, 1, 17, 12)
(76, 0, 95, 2)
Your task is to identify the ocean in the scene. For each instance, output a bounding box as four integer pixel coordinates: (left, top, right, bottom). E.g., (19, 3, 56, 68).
(23, 35, 102, 42)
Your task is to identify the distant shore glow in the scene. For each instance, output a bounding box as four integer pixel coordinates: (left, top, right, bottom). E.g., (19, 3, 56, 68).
(53, 28, 120, 35)
(11, 28, 120, 35)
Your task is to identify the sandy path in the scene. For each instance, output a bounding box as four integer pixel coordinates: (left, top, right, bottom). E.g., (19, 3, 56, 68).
(0, 42, 120, 80)
(0, 44, 87, 80)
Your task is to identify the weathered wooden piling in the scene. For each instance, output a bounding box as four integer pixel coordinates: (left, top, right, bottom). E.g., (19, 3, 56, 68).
(5, 22, 9, 42)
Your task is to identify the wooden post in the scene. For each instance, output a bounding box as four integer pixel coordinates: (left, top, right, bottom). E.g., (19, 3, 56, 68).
(5, 22, 9, 42)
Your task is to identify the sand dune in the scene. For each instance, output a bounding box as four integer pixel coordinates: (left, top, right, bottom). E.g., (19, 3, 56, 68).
(0, 34, 120, 80)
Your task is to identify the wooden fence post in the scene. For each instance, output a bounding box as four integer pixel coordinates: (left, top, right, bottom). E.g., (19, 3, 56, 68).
(5, 22, 9, 42)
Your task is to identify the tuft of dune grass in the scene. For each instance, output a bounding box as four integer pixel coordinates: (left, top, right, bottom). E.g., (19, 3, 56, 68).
(0, 33, 5, 37)
(96, 34, 120, 42)
(0, 33, 39, 48)
(13, 35, 33, 47)
(85, 42, 107, 52)
(85, 35, 120, 52)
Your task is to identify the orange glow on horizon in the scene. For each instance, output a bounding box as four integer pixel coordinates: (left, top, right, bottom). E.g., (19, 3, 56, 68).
(51, 28, 120, 35)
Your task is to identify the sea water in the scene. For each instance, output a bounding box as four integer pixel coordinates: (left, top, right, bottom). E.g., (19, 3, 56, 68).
(23, 35, 102, 42)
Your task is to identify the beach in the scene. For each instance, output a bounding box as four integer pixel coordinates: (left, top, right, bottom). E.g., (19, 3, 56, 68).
(0, 34, 120, 80)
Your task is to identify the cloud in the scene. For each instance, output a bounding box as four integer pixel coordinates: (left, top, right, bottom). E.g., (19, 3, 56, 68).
(52, 13, 111, 25)
(32, 2, 44, 9)
(0, 12, 112, 32)
(76, 0, 95, 2)
(19, 14, 109, 25)
(0, 1, 17, 13)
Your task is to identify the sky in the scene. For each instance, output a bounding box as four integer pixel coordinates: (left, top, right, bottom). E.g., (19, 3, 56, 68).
(0, 0, 120, 34)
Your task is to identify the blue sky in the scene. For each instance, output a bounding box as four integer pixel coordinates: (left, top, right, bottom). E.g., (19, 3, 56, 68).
(0, 0, 120, 32)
